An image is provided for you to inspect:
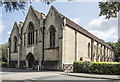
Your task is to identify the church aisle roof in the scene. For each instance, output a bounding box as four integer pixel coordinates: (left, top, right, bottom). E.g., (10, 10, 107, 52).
(65, 17, 111, 49)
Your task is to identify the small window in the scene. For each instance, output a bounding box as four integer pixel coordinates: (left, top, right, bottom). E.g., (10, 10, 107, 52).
(24, 34, 26, 47)
(100, 49, 102, 55)
(36, 30, 38, 44)
(80, 57, 83, 61)
(14, 36, 17, 52)
(31, 32, 33, 44)
(88, 42, 90, 58)
(28, 22, 34, 45)
(33, 31, 34, 44)
(28, 32, 30, 45)
(50, 27, 55, 47)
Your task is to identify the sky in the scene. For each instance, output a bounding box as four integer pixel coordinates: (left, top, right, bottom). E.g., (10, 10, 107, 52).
(0, 2, 118, 44)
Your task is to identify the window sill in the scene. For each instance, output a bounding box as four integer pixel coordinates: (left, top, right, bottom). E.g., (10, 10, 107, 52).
(44, 60, 59, 62)
(11, 51, 18, 53)
(85, 57, 91, 59)
(45, 47, 59, 50)
(27, 45, 34, 47)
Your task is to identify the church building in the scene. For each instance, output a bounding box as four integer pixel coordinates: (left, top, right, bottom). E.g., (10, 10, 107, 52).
(8, 6, 114, 70)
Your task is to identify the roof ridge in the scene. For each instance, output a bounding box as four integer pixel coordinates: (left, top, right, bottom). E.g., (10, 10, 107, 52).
(64, 15, 111, 49)
(32, 7, 46, 19)
(34, 9, 41, 13)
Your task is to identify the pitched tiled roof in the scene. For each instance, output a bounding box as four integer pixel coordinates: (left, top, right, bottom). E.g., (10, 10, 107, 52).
(65, 17, 111, 49)
(32, 6, 46, 20)
(33, 9, 41, 19)
(57, 11, 111, 49)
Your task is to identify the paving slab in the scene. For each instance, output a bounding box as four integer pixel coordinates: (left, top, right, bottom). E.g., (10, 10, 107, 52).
(66, 72, 120, 80)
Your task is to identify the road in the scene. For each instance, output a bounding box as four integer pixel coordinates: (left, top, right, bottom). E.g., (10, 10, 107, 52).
(0, 67, 117, 81)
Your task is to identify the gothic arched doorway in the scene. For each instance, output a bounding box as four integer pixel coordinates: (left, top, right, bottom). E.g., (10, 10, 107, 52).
(26, 53, 34, 68)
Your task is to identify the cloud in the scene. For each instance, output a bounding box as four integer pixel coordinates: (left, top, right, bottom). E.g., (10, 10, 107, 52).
(7, 31, 11, 35)
(0, 14, 5, 35)
(0, 20, 5, 35)
(72, 18, 80, 24)
(0, 25, 5, 35)
(84, 16, 118, 42)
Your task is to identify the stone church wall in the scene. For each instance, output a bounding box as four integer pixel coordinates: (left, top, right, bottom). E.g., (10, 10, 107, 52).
(77, 30, 91, 62)
(62, 25, 76, 64)
(20, 7, 43, 64)
(62, 25, 91, 65)
(11, 53, 18, 60)
(93, 41, 97, 62)
(43, 6, 63, 70)
(9, 24, 19, 67)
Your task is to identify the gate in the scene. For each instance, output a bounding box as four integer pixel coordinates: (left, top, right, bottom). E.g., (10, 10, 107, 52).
(63, 64, 73, 73)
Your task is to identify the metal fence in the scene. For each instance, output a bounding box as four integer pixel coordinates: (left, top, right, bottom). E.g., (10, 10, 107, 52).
(63, 64, 73, 74)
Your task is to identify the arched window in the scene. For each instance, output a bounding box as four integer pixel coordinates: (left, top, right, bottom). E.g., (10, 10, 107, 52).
(24, 33, 26, 46)
(14, 36, 17, 52)
(101, 45, 102, 55)
(100, 56, 103, 62)
(80, 57, 83, 61)
(50, 27, 55, 47)
(98, 55, 100, 62)
(28, 22, 34, 45)
(92, 53, 95, 61)
(88, 42, 90, 58)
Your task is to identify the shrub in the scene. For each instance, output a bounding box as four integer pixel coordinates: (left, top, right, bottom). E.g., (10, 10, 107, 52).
(74, 61, 92, 73)
(74, 61, 120, 75)
(2, 62, 8, 67)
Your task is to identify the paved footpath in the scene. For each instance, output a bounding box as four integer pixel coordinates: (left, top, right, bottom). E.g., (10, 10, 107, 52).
(1, 68, 63, 80)
(67, 72, 120, 80)
(1, 67, 120, 81)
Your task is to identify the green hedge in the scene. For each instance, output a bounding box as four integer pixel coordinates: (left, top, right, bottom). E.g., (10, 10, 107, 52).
(1, 62, 8, 67)
(74, 61, 120, 75)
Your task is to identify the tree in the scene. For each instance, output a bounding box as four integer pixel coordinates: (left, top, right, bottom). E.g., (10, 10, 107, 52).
(0, 0, 55, 13)
(0, 1, 26, 13)
(99, 2, 119, 19)
(107, 42, 120, 62)
(0, 43, 8, 62)
(115, 41, 120, 62)
(1, 0, 119, 19)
